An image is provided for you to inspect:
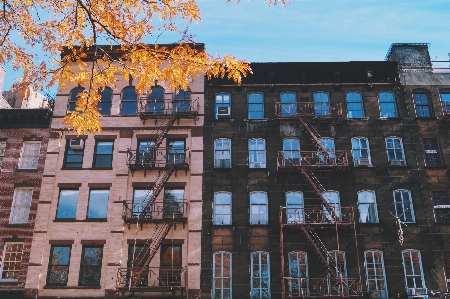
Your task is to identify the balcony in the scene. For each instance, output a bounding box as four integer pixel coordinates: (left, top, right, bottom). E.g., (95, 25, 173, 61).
(122, 200, 188, 224)
(138, 98, 199, 120)
(280, 207, 355, 226)
(283, 277, 362, 298)
(116, 266, 187, 292)
(277, 151, 348, 171)
(126, 148, 190, 173)
(275, 102, 342, 123)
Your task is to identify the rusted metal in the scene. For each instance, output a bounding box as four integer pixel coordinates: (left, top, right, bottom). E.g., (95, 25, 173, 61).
(282, 277, 362, 298)
(138, 97, 199, 120)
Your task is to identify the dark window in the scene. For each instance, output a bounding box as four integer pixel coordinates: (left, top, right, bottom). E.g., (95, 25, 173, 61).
(47, 245, 71, 285)
(64, 139, 85, 168)
(69, 87, 84, 111)
(56, 190, 79, 219)
(137, 140, 155, 166)
(93, 140, 114, 168)
(127, 244, 149, 286)
(423, 138, 442, 167)
(346, 92, 364, 118)
(163, 189, 184, 218)
(433, 192, 450, 223)
(148, 87, 165, 114)
(167, 139, 185, 165)
(98, 88, 112, 115)
(414, 92, 431, 117)
(87, 190, 109, 219)
(160, 244, 182, 286)
(121, 87, 138, 115)
(132, 189, 152, 219)
(248, 93, 264, 119)
(174, 89, 191, 112)
(79, 246, 103, 286)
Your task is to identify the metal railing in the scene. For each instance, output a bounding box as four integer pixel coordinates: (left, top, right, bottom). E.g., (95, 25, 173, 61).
(283, 277, 362, 298)
(117, 266, 187, 289)
(138, 98, 199, 116)
(281, 207, 354, 225)
(277, 151, 348, 170)
(275, 102, 342, 120)
(123, 201, 188, 222)
(126, 148, 190, 170)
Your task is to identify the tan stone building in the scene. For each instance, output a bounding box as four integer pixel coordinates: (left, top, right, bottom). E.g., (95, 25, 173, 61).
(25, 45, 204, 298)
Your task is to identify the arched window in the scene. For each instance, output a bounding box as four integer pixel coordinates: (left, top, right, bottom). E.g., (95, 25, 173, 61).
(378, 91, 397, 118)
(322, 190, 341, 222)
(385, 136, 406, 165)
(68, 87, 85, 111)
(250, 251, 270, 298)
(285, 192, 304, 224)
(215, 93, 231, 119)
(313, 92, 330, 116)
(174, 89, 191, 112)
(148, 86, 164, 114)
(401, 249, 425, 290)
(357, 190, 378, 223)
(393, 189, 415, 223)
(364, 250, 388, 299)
(413, 90, 432, 118)
(287, 251, 308, 296)
(280, 92, 296, 117)
(346, 92, 364, 118)
(213, 251, 232, 299)
(282, 138, 300, 166)
(121, 86, 138, 115)
(213, 192, 232, 225)
(249, 139, 266, 168)
(250, 192, 268, 225)
(214, 139, 231, 168)
(248, 93, 264, 119)
(351, 137, 371, 166)
(98, 87, 112, 115)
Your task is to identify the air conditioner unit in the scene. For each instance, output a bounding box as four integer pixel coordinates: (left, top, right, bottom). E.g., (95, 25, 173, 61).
(369, 290, 382, 299)
(69, 139, 84, 150)
(356, 157, 370, 166)
(389, 159, 404, 166)
(251, 162, 264, 168)
(216, 107, 231, 118)
(407, 288, 428, 296)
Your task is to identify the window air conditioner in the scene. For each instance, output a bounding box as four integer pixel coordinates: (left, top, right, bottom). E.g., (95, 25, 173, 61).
(216, 107, 230, 118)
(407, 288, 428, 296)
(369, 290, 382, 299)
(356, 157, 370, 166)
(389, 159, 404, 166)
(69, 139, 84, 150)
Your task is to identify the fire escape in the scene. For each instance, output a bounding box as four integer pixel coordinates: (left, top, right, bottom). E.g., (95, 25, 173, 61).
(116, 94, 198, 297)
(275, 101, 363, 298)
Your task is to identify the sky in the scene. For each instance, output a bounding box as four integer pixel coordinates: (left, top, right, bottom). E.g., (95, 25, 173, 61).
(2, 0, 450, 92)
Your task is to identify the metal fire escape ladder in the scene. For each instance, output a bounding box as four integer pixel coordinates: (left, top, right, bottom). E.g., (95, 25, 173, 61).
(297, 117, 330, 157)
(299, 227, 336, 276)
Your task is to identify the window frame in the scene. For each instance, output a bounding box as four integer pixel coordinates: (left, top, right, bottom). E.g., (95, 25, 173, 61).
(280, 92, 297, 117)
(215, 93, 231, 119)
(78, 245, 103, 286)
(163, 188, 185, 218)
(132, 188, 152, 219)
(287, 251, 309, 296)
(346, 91, 364, 119)
(247, 92, 264, 119)
(319, 137, 336, 163)
(286, 191, 304, 224)
(9, 187, 33, 224)
(282, 138, 300, 166)
(56, 189, 79, 219)
(0, 242, 24, 280)
(385, 137, 406, 165)
(422, 138, 443, 167)
(0, 141, 6, 169)
(413, 91, 432, 118)
(86, 189, 109, 220)
(401, 249, 425, 290)
(313, 92, 330, 117)
(213, 192, 232, 225)
(440, 90, 450, 114)
(322, 190, 341, 222)
(378, 91, 398, 118)
(364, 250, 388, 298)
(19, 141, 41, 169)
(357, 190, 378, 223)
(68, 87, 85, 112)
(46, 245, 72, 286)
(160, 244, 183, 286)
(63, 139, 85, 168)
(250, 191, 268, 225)
(250, 251, 271, 299)
(167, 139, 186, 165)
(212, 251, 232, 299)
(248, 139, 266, 168)
(97, 87, 112, 115)
(432, 191, 450, 224)
(92, 140, 114, 168)
(174, 89, 191, 113)
(351, 137, 371, 167)
(214, 138, 231, 169)
(393, 189, 415, 223)
(121, 86, 138, 115)
(137, 140, 155, 166)
(148, 86, 165, 114)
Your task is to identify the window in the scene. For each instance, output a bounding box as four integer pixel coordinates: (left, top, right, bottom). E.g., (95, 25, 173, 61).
(137, 140, 155, 166)
(93, 140, 114, 168)
(440, 91, 450, 113)
(160, 244, 182, 286)
(346, 92, 364, 118)
(79, 246, 103, 286)
(127, 244, 149, 286)
(214, 139, 231, 168)
(214, 192, 232, 225)
(163, 189, 184, 218)
(132, 189, 152, 219)
(121, 86, 138, 115)
(215, 93, 231, 119)
(364, 250, 388, 299)
(322, 191, 341, 222)
(385, 137, 406, 165)
(351, 137, 371, 166)
(213, 251, 232, 299)
(9, 188, 33, 224)
(249, 139, 266, 168)
(328, 251, 349, 296)
(0, 141, 6, 169)
(47, 245, 71, 285)
(358, 190, 378, 223)
(402, 250, 425, 290)
(280, 92, 296, 117)
(148, 86, 165, 114)
(319, 138, 336, 164)
(423, 138, 442, 167)
(286, 192, 304, 224)
(251, 251, 270, 299)
(378, 91, 397, 118)
(250, 192, 268, 225)
(413, 92, 431, 117)
(287, 251, 308, 296)
(282, 139, 300, 166)
(432, 192, 450, 223)
(87, 190, 109, 219)
(68, 87, 84, 111)
(64, 139, 85, 168)
(313, 92, 330, 117)
(98, 87, 112, 115)
(248, 93, 264, 119)
(174, 89, 191, 112)
(19, 141, 41, 169)
(393, 190, 415, 223)
(167, 139, 185, 165)
(0, 243, 23, 280)
(56, 190, 79, 219)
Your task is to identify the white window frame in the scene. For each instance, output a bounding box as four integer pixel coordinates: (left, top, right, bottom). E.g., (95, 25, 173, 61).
(322, 190, 341, 222)
(251, 251, 271, 299)
(282, 138, 300, 166)
(0, 141, 6, 169)
(248, 92, 264, 119)
(346, 91, 364, 118)
(385, 137, 406, 164)
(249, 139, 266, 168)
(19, 141, 41, 169)
(0, 242, 24, 281)
(358, 190, 379, 223)
(213, 251, 232, 299)
(393, 189, 415, 223)
(250, 192, 268, 225)
(214, 138, 231, 168)
(9, 188, 33, 224)
(364, 250, 388, 299)
(351, 137, 371, 167)
(378, 91, 398, 118)
(215, 93, 231, 119)
(214, 192, 232, 225)
(286, 191, 304, 224)
(287, 251, 309, 296)
(401, 249, 425, 290)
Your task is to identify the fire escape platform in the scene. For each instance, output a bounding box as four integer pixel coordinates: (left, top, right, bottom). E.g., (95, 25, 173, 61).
(275, 102, 343, 124)
(277, 151, 348, 172)
(138, 98, 200, 121)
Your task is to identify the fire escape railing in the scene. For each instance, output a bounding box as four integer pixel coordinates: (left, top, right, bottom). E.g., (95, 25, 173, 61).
(138, 97, 199, 121)
(117, 266, 188, 289)
(123, 200, 188, 223)
(277, 151, 348, 171)
(283, 277, 362, 298)
(281, 207, 354, 225)
(126, 148, 190, 174)
(275, 102, 342, 123)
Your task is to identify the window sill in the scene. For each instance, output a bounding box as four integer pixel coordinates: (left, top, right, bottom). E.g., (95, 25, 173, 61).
(213, 224, 233, 227)
(424, 166, 446, 169)
(346, 117, 369, 121)
(248, 167, 267, 170)
(90, 167, 113, 170)
(54, 219, 107, 222)
(0, 279, 19, 284)
(378, 117, 401, 120)
(15, 168, 38, 172)
(213, 167, 232, 171)
(244, 118, 268, 122)
(61, 167, 83, 170)
(44, 285, 101, 289)
(5, 223, 29, 227)
(415, 116, 437, 120)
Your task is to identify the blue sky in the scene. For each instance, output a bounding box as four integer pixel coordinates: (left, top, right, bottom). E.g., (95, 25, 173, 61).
(2, 0, 450, 92)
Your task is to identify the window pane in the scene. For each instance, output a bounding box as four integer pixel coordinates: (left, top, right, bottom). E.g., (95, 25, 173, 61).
(87, 190, 109, 219)
(423, 138, 441, 167)
(56, 190, 79, 219)
(94, 141, 113, 168)
(1, 243, 23, 280)
(79, 247, 103, 286)
(346, 92, 363, 118)
(248, 93, 264, 119)
(47, 246, 71, 285)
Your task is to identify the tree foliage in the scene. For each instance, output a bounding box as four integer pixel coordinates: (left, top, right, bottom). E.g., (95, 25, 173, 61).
(0, 0, 286, 134)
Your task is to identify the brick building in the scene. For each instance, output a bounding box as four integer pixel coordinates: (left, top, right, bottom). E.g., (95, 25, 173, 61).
(25, 45, 204, 298)
(201, 44, 450, 299)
